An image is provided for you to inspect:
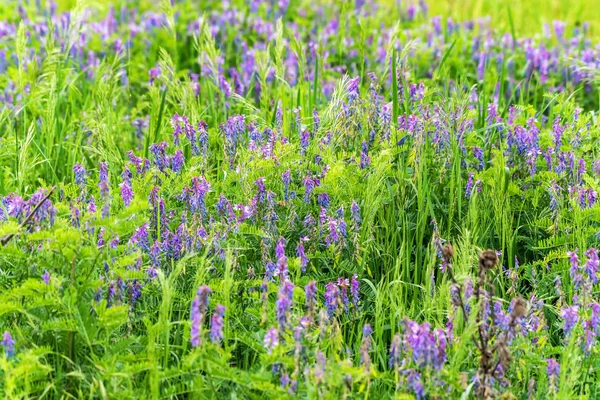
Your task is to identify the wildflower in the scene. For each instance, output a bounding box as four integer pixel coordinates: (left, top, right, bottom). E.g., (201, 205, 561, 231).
(73, 163, 87, 186)
(275, 293, 291, 331)
(171, 150, 184, 173)
(406, 369, 425, 399)
(389, 333, 402, 369)
(42, 270, 50, 285)
(264, 327, 279, 354)
(2, 331, 15, 358)
(149, 142, 169, 171)
(351, 274, 360, 309)
(351, 200, 361, 227)
(465, 172, 475, 198)
(296, 239, 308, 273)
(120, 181, 134, 207)
(560, 305, 579, 335)
(210, 304, 225, 344)
(275, 237, 288, 280)
(190, 285, 212, 348)
(99, 162, 109, 198)
(584, 248, 599, 284)
(282, 170, 291, 201)
(324, 282, 340, 317)
(305, 280, 317, 315)
(337, 278, 350, 312)
(360, 324, 373, 370)
(546, 358, 560, 391)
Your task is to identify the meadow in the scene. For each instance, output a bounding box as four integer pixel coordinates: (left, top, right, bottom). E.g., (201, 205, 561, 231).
(0, 0, 599, 398)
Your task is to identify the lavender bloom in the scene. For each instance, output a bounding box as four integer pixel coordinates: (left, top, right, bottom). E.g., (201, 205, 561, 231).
(296, 239, 308, 273)
(560, 305, 579, 335)
(149, 142, 169, 171)
(465, 172, 475, 199)
(407, 369, 425, 399)
(317, 193, 330, 209)
(210, 304, 225, 344)
(389, 334, 402, 368)
(73, 163, 87, 187)
(276, 291, 291, 330)
(171, 150, 184, 173)
(473, 147, 484, 171)
(264, 327, 279, 354)
(148, 66, 160, 85)
(197, 121, 209, 157)
(546, 358, 560, 391)
(360, 324, 372, 370)
(302, 175, 315, 203)
(99, 162, 109, 198)
(275, 237, 288, 280)
(120, 180, 134, 207)
(351, 274, 360, 309)
(190, 285, 212, 348)
(324, 282, 340, 317)
(188, 176, 211, 217)
(282, 170, 291, 201)
(305, 280, 317, 314)
(351, 200, 361, 227)
(2, 331, 15, 358)
(171, 114, 184, 145)
(42, 270, 50, 285)
(584, 248, 599, 284)
(129, 224, 149, 252)
(337, 278, 350, 312)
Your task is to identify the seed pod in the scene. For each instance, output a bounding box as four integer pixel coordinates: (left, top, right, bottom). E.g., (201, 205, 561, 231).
(442, 243, 455, 260)
(510, 297, 527, 319)
(479, 249, 498, 272)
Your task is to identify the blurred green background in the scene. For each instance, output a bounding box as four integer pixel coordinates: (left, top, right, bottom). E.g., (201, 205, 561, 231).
(1, 0, 598, 37)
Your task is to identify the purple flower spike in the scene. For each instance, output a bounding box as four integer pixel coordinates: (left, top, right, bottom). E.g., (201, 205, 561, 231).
(42, 270, 50, 285)
(264, 327, 279, 354)
(210, 304, 225, 345)
(1, 331, 14, 358)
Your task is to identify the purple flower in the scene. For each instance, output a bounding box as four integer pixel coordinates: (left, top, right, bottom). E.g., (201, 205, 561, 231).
(171, 150, 184, 173)
(42, 270, 50, 285)
(465, 172, 475, 199)
(149, 142, 169, 171)
(276, 292, 291, 331)
(473, 147, 484, 171)
(99, 162, 109, 198)
(324, 282, 340, 317)
(197, 121, 209, 157)
(170, 114, 184, 146)
(351, 200, 361, 226)
(302, 175, 315, 203)
(584, 248, 599, 284)
(148, 66, 160, 85)
(407, 369, 425, 399)
(351, 274, 360, 309)
(2, 331, 14, 358)
(305, 280, 317, 314)
(296, 239, 308, 273)
(275, 237, 288, 280)
(337, 278, 350, 312)
(546, 358, 560, 391)
(360, 324, 372, 369)
(389, 334, 402, 368)
(560, 305, 579, 335)
(73, 164, 87, 186)
(190, 285, 212, 348)
(317, 193, 330, 209)
(282, 170, 291, 201)
(264, 327, 279, 354)
(120, 181, 134, 207)
(210, 304, 225, 344)
(129, 224, 149, 252)
(187, 176, 211, 217)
